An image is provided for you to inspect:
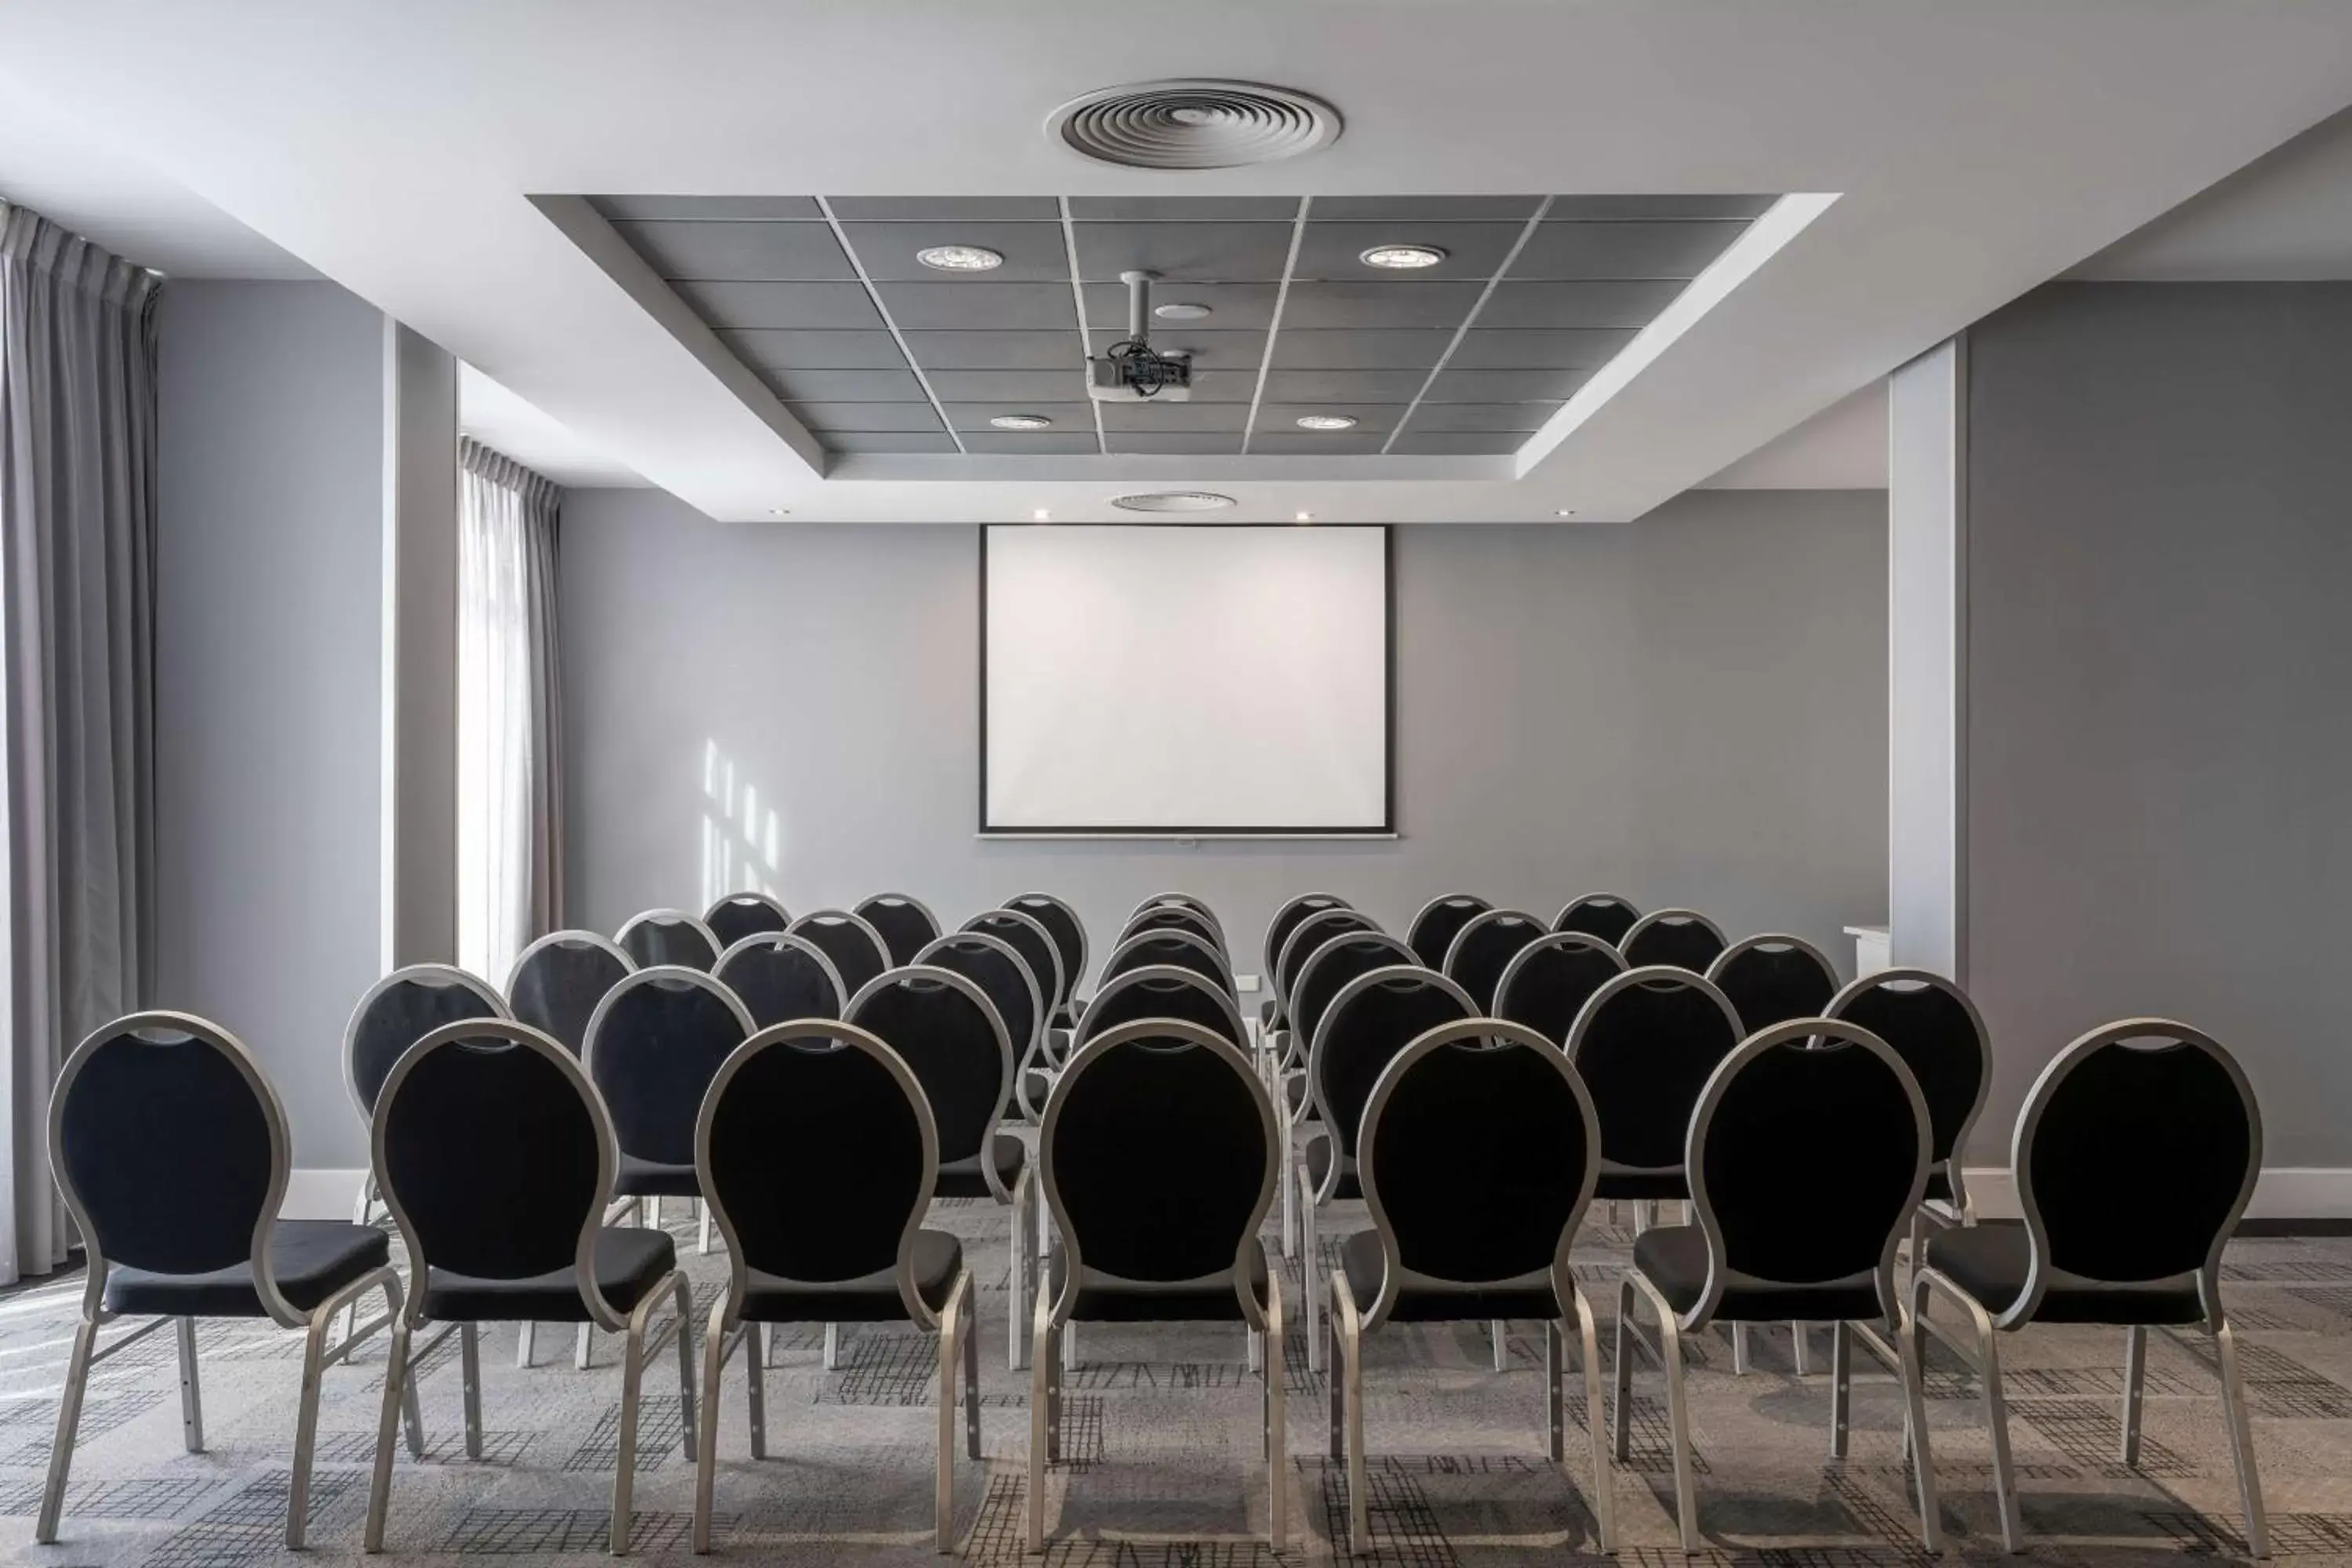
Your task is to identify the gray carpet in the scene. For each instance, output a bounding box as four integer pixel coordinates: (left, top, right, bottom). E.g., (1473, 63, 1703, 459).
(2, 1201, 2347, 1565)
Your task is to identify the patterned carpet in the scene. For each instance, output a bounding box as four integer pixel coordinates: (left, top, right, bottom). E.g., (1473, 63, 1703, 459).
(2, 1201, 2347, 1566)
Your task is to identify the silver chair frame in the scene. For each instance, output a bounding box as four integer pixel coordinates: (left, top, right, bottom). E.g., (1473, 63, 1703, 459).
(342, 964, 510, 1227)
(615, 906, 726, 970)
(855, 891, 947, 961)
(789, 906, 895, 994)
(964, 908, 1067, 1123)
(1563, 965, 1744, 1237)
(713, 928, 849, 1020)
(1491, 930, 1630, 1044)
(1438, 907, 1547, 1000)
(1617, 906, 1729, 971)
(1007, 891, 1089, 1014)
(1552, 891, 1641, 937)
(1129, 891, 1224, 938)
(1403, 892, 1493, 971)
(702, 889, 792, 935)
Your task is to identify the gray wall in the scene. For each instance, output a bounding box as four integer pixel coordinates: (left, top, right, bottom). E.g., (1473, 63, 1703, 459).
(560, 488, 1890, 983)
(158, 281, 387, 1167)
(1964, 282, 2352, 1169)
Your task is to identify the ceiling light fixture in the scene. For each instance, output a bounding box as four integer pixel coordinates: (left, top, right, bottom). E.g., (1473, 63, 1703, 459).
(916, 244, 1004, 272)
(1110, 491, 1236, 514)
(1050, 79, 1342, 169)
(1154, 301, 1212, 320)
(1360, 243, 1448, 270)
(990, 414, 1054, 430)
(1555, 508, 1577, 518)
(1295, 511, 1314, 522)
(1032, 508, 1051, 521)
(768, 506, 790, 517)
(1295, 414, 1359, 430)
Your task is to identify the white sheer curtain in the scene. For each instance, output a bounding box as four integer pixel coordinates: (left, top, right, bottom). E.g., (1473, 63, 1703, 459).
(457, 439, 561, 984)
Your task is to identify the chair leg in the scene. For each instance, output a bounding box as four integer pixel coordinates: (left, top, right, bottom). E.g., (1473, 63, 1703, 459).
(517, 1322, 535, 1368)
(284, 1301, 339, 1548)
(2215, 1320, 2270, 1560)
(1027, 1290, 1053, 1554)
(459, 1323, 484, 1460)
(1731, 1321, 1749, 1375)
(1327, 1276, 1345, 1465)
(1829, 1320, 1851, 1459)
(1571, 1289, 1617, 1554)
(1611, 1278, 1636, 1463)
(1062, 1322, 1076, 1373)
(746, 1321, 768, 1461)
(1265, 1267, 1287, 1552)
(1545, 1320, 1566, 1462)
(2121, 1323, 2147, 1467)
(177, 1317, 205, 1452)
(1334, 1279, 1366, 1556)
(1492, 1319, 1507, 1373)
(1280, 1116, 1297, 1258)
(1009, 1170, 1030, 1371)
(1302, 1165, 1321, 1371)
(937, 1274, 965, 1553)
(363, 1317, 414, 1553)
(1893, 1306, 1942, 1554)
(576, 1323, 594, 1370)
(673, 1276, 700, 1465)
(699, 1198, 713, 1255)
(35, 1314, 100, 1544)
(1968, 1296, 2023, 1553)
(965, 1292, 983, 1462)
(1793, 1320, 1813, 1376)
(1247, 1324, 1262, 1373)
(1657, 1305, 1700, 1552)
(824, 1322, 841, 1370)
(692, 1300, 728, 1554)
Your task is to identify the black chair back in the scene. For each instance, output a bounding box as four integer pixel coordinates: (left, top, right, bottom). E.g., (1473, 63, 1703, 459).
(1494, 932, 1628, 1047)
(1007, 892, 1087, 1011)
(855, 894, 944, 967)
(52, 1012, 286, 1287)
(1553, 892, 1640, 946)
(1566, 967, 1744, 1175)
(1312, 968, 1476, 1167)
(1827, 968, 1990, 1190)
(615, 909, 724, 971)
(848, 966, 1011, 1169)
(1706, 935, 1839, 1035)
(789, 909, 892, 1002)
(1406, 894, 1492, 971)
(713, 932, 846, 1026)
(506, 933, 633, 1056)
(2016, 1019, 2259, 1309)
(1276, 906, 1381, 1006)
(699, 1021, 943, 1324)
(583, 968, 756, 1169)
(1263, 892, 1351, 982)
(1123, 902, 1225, 953)
(1102, 928, 1232, 995)
(1075, 965, 1249, 1049)
(964, 909, 1065, 1026)
(1620, 908, 1728, 973)
(1133, 891, 1223, 936)
(1358, 1018, 1599, 1316)
(918, 931, 1040, 1065)
(1690, 1018, 1926, 1312)
(346, 964, 509, 1118)
(375, 1020, 607, 1286)
(1291, 931, 1420, 1058)
(703, 891, 791, 949)
(1441, 909, 1546, 1011)
(1043, 1018, 1275, 1316)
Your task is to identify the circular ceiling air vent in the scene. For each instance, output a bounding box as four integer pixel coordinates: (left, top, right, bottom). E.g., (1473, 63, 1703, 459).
(1049, 80, 1341, 169)
(1111, 491, 1237, 514)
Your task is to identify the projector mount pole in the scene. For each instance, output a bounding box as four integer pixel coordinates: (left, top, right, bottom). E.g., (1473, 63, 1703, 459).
(1121, 270, 1155, 347)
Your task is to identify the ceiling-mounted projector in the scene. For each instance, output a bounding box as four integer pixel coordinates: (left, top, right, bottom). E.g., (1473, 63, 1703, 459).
(1088, 270, 1193, 401)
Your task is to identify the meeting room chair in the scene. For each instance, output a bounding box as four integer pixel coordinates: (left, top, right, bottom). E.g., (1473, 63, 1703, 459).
(1705, 933, 1840, 1036)
(712, 930, 847, 1026)
(1616, 1017, 1941, 1554)
(1007, 891, 1088, 1028)
(1619, 907, 1729, 973)
(1259, 891, 1352, 1036)
(1272, 906, 1382, 1044)
(1131, 891, 1224, 937)
(964, 909, 1065, 1118)
(1100, 926, 1235, 996)
(1911, 1018, 2267, 1558)
(1441, 907, 1547, 1011)
(689, 1020, 979, 1555)
(615, 907, 724, 971)
(1828, 967, 1992, 1231)
(41, 1011, 417, 1550)
(855, 891, 945, 966)
(1074, 964, 1250, 1048)
(702, 890, 791, 949)
(920, 931, 1046, 1176)
(1122, 901, 1227, 954)
(789, 907, 892, 1002)
(1565, 967, 1744, 1232)
(1276, 931, 1420, 1263)
(343, 964, 508, 1231)
(362, 1018, 697, 1557)
(1029, 1018, 1287, 1553)
(1552, 891, 1641, 947)
(1406, 892, 1492, 971)
(1331, 1017, 1615, 1555)
(1494, 931, 1628, 1047)
(506, 930, 634, 1055)
(848, 966, 1031, 1370)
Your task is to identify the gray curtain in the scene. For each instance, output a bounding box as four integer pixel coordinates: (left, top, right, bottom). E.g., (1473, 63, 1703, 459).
(0, 205, 159, 1284)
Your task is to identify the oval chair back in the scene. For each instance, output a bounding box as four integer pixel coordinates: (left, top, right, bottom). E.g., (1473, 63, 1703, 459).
(1264, 892, 1352, 984)
(1290, 931, 1421, 1072)
(855, 893, 944, 967)
(2009, 1019, 2259, 1327)
(1566, 967, 1745, 1183)
(703, 891, 791, 949)
(1705, 934, 1839, 1036)
(848, 966, 1014, 1186)
(1406, 893, 1492, 971)
(1686, 1018, 1928, 1324)
(1827, 968, 1991, 1210)
(51, 1011, 297, 1319)
(1276, 906, 1381, 1008)
(1123, 902, 1226, 954)
(1312, 968, 1476, 1180)
(918, 931, 1041, 1071)
(346, 964, 510, 1121)
(789, 909, 892, 1001)
(713, 932, 846, 1027)
(1042, 1018, 1276, 1320)
(615, 909, 724, 971)
(964, 909, 1065, 1036)
(1554, 892, 1640, 946)
(1494, 932, 1627, 1047)
(1007, 892, 1087, 1018)
(1075, 965, 1249, 1051)
(1356, 1018, 1600, 1325)
(1102, 927, 1233, 996)
(1132, 891, 1221, 935)
(698, 1021, 946, 1327)
(1620, 908, 1728, 973)
(506, 933, 633, 1056)
(1442, 908, 1546, 1011)
(583, 968, 757, 1174)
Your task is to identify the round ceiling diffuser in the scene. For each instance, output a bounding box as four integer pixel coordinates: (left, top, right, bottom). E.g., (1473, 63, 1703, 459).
(1111, 491, 1237, 514)
(1049, 80, 1341, 169)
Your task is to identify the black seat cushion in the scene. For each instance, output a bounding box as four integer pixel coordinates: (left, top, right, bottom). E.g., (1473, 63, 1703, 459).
(1926, 1221, 2205, 1326)
(935, 1133, 1025, 1200)
(1593, 1161, 1690, 1201)
(1337, 1229, 1563, 1323)
(1051, 1237, 1270, 1323)
(615, 1151, 702, 1199)
(740, 1229, 963, 1324)
(423, 1226, 676, 1322)
(1303, 1136, 1362, 1201)
(1633, 1225, 1886, 1323)
(103, 1221, 390, 1319)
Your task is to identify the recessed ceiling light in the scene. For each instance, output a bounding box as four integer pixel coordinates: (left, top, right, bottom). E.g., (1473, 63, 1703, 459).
(1032, 508, 1051, 521)
(768, 506, 790, 517)
(1154, 301, 1212, 320)
(990, 414, 1054, 430)
(1295, 511, 1314, 522)
(1295, 414, 1359, 430)
(1555, 508, 1577, 518)
(1360, 243, 1448, 270)
(917, 244, 1004, 272)
(1111, 491, 1236, 514)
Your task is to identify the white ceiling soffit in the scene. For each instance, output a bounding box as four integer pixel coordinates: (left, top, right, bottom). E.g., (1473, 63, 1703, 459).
(5, 2, 2350, 524)
(459, 365, 647, 489)
(2073, 103, 2352, 281)
(1701, 382, 1886, 490)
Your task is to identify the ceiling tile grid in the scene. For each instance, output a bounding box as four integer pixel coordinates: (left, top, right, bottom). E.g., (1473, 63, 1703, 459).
(592, 192, 1769, 460)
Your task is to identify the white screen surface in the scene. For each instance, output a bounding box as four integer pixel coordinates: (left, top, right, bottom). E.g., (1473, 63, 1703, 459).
(983, 525, 1390, 833)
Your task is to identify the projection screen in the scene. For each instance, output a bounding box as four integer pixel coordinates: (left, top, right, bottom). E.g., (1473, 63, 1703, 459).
(981, 524, 1392, 835)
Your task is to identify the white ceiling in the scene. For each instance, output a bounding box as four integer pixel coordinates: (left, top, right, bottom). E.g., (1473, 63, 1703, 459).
(3, 2, 2349, 523)
(1701, 382, 1886, 491)
(2074, 103, 2352, 281)
(459, 365, 646, 488)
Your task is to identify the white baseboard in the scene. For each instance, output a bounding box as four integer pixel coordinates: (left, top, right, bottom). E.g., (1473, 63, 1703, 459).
(284, 1167, 367, 1221)
(1963, 1166, 2352, 1221)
